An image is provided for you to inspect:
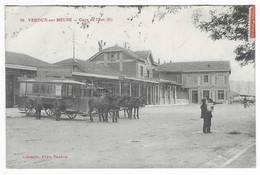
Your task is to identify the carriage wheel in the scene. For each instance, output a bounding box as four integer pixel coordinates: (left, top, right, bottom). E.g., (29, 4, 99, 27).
(24, 99, 36, 117)
(25, 107, 36, 117)
(51, 107, 61, 121)
(45, 108, 55, 118)
(109, 111, 114, 117)
(67, 112, 78, 119)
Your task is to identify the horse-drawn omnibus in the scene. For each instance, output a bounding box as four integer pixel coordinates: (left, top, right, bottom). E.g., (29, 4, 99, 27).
(17, 77, 99, 120)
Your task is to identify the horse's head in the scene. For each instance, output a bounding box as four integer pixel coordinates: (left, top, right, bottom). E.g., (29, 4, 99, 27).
(139, 97, 146, 107)
(106, 93, 118, 104)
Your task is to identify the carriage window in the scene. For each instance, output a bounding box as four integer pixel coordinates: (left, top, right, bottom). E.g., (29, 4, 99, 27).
(19, 82, 26, 95)
(85, 89, 91, 97)
(55, 84, 62, 96)
(46, 84, 52, 94)
(62, 85, 67, 96)
(33, 84, 39, 94)
(27, 83, 33, 94)
(40, 84, 46, 94)
(74, 85, 81, 97)
(68, 85, 72, 96)
(81, 89, 85, 97)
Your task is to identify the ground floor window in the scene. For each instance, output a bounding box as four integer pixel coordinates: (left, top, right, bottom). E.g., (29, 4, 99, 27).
(218, 90, 224, 100)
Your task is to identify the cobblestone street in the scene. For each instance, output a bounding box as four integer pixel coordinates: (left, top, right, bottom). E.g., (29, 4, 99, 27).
(6, 104, 255, 168)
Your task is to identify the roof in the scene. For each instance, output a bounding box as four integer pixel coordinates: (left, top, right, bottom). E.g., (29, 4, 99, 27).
(134, 50, 158, 66)
(159, 78, 182, 86)
(18, 77, 86, 85)
(134, 50, 150, 60)
(5, 51, 51, 67)
(55, 58, 160, 83)
(88, 45, 158, 65)
(158, 61, 231, 73)
(54, 58, 125, 77)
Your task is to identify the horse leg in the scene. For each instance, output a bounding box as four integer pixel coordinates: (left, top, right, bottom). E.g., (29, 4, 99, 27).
(105, 110, 108, 122)
(112, 111, 115, 123)
(35, 109, 39, 119)
(137, 107, 139, 119)
(102, 111, 105, 122)
(116, 110, 119, 122)
(133, 107, 136, 119)
(129, 108, 132, 119)
(127, 109, 130, 118)
(98, 109, 102, 122)
(89, 108, 93, 122)
(38, 109, 41, 119)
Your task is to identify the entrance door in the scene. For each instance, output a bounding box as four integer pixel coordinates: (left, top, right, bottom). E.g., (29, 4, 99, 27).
(6, 75, 14, 108)
(192, 90, 198, 103)
(203, 90, 209, 99)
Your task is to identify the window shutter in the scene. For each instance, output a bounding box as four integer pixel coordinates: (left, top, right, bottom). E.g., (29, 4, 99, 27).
(224, 75, 228, 84)
(215, 76, 218, 84)
(200, 75, 203, 84)
(183, 76, 186, 84)
(209, 75, 212, 84)
(194, 76, 198, 85)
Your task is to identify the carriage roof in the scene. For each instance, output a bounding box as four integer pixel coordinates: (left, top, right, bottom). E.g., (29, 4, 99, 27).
(18, 77, 86, 85)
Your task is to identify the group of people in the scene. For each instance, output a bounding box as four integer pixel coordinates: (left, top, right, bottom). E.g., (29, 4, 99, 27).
(200, 98, 214, 133)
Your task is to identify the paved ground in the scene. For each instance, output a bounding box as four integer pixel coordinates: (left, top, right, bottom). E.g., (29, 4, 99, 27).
(6, 104, 255, 168)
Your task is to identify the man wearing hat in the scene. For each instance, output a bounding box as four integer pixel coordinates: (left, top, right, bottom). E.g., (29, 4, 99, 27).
(201, 99, 213, 133)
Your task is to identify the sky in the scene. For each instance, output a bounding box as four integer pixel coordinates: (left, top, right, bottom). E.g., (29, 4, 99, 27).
(5, 6, 255, 82)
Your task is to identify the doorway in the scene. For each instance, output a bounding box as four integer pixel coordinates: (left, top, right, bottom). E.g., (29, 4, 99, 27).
(192, 90, 198, 103)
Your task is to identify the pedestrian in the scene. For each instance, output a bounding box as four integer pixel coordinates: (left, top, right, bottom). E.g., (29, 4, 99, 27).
(243, 96, 248, 108)
(201, 99, 213, 133)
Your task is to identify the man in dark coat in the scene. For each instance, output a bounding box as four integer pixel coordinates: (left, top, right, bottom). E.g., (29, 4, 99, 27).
(201, 99, 213, 133)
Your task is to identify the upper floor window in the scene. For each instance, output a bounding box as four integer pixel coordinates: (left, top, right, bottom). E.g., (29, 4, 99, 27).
(187, 76, 193, 85)
(110, 53, 117, 61)
(140, 66, 143, 76)
(194, 76, 198, 85)
(183, 76, 186, 84)
(218, 75, 224, 84)
(203, 75, 209, 83)
(215, 75, 227, 84)
(147, 70, 150, 78)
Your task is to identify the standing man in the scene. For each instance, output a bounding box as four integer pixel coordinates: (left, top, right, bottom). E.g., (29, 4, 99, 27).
(201, 99, 213, 133)
(243, 96, 248, 108)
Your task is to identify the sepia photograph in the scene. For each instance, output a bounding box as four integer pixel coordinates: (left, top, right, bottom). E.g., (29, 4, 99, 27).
(4, 4, 256, 169)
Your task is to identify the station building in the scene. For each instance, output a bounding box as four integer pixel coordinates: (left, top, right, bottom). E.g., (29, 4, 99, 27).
(158, 61, 231, 103)
(5, 52, 51, 107)
(5, 47, 231, 107)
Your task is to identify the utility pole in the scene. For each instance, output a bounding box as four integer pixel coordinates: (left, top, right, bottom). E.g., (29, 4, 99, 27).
(73, 31, 75, 59)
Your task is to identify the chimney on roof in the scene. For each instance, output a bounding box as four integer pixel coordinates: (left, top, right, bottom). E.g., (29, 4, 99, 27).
(158, 59, 160, 65)
(124, 42, 130, 50)
(98, 40, 106, 52)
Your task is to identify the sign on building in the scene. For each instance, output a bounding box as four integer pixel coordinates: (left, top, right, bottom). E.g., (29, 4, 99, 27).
(37, 66, 72, 77)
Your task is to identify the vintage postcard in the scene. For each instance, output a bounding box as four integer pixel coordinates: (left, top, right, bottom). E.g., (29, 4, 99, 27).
(4, 5, 256, 169)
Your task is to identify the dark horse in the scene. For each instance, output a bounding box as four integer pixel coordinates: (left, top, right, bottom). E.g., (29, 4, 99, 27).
(109, 94, 131, 122)
(127, 97, 147, 119)
(132, 97, 146, 119)
(24, 97, 43, 119)
(88, 93, 118, 122)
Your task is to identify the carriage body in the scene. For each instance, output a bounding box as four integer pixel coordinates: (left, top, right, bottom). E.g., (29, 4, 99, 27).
(17, 77, 97, 119)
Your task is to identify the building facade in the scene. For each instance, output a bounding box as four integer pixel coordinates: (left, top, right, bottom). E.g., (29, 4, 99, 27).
(5, 52, 51, 107)
(159, 61, 231, 103)
(6, 49, 231, 108)
(87, 45, 181, 105)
